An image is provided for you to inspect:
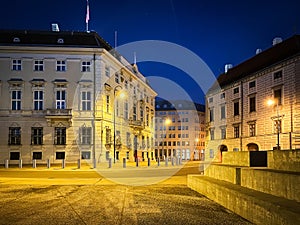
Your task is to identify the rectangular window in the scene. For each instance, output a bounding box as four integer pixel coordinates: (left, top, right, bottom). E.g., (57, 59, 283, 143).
(209, 149, 214, 158)
(9, 127, 21, 145)
(115, 73, 120, 83)
(233, 87, 239, 94)
(81, 91, 91, 110)
(221, 127, 226, 139)
(56, 152, 65, 159)
(106, 128, 111, 144)
(234, 125, 240, 138)
(56, 60, 66, 72)
(274, 89, 282, 105)
(249, 81, 256, 88)
(273, 70, 282, 80)
(124, 100, 129, 119)
(106, 95, 110, 113)
(56, 90, 66, 109)
(12, 59, 22, 71)
(54, 127, 66, 145)
(33, 90, 43, 110)
(105, 66, 110, 77)
(81, 127, 91, 145)
(210, 128, 214, 140)
(234, 101, 239, 116)
(81, 61, 91, 72)
(208, 97, 213, 103)
(31, 127, 43, 145)
(221, 105, 226, 119)
(133, 103, 137, 120)
(140, 106, 144, 122)
(209, 108, 214, 122)
(33, 152, 42, 160)
(34, 60, 44, 71)
(220, 93, 225, 99)
(11, 90, 21, 110)
(81, 151, 91, 159)
(10, 152, 20, 160)
(249, 123, 256, 137)
(249, 96, 256, 112)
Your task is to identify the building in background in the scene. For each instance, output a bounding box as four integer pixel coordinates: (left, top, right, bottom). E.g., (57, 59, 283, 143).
(155, 99, 205, 161)
(206, 35, 300, 161)
(0, 28, 156, 165)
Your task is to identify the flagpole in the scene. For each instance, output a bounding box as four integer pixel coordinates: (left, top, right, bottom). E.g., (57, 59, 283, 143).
(86, 0, 90, 32)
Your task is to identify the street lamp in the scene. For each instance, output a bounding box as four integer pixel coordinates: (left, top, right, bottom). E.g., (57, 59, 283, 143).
(161, 118, 171, 160)
(113, 86, 125, 163)
(267, 98, 281, 150)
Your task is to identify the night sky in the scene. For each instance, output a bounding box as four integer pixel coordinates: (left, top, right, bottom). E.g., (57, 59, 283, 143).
(0, 0, 299, 103)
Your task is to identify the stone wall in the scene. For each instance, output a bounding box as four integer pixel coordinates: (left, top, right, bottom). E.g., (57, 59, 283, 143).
(268, 150, 300, 172)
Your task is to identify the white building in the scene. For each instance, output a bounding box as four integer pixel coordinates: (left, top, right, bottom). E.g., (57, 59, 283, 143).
(0, 29, 156, 165)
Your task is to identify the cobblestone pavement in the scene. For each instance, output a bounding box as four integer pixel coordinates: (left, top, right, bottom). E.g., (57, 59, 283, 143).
(0, 163, 252, 225)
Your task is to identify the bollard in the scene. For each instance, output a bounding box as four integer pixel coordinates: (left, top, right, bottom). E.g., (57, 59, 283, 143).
(62, 159, 65, 168)
(77, 159, 81, 169)
(108, 158, 112, 168)
(5, 159, 9, 168)
(33, 159, 36, 168)
(123, 158, 126, 168)
(179, 158, 182, 165)
(176, 157, 179, 166)
(171, 157, 175, 166)
(147, 157, 151, 167)
(19, 159, 22, 168)
(165, 157, 168, 166)
(47, 159, 51, 169)
(93, 158, 97, 169)
(136, 158, 139, 167)
(157, 157, 160, 166)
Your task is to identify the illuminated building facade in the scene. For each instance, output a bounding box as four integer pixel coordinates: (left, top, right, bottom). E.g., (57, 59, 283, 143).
(205, 35, 300, 161)
(0, 29, 156, 165)
(154, 99, 205, 161)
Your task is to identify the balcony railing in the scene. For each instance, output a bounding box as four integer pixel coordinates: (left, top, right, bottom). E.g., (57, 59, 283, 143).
(46, 109, 72, 116)
(129, 119, 144, 129)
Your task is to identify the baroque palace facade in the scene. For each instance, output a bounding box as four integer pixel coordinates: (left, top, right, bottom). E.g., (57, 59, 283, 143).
(155, 99, 205, 161)
(206, 35, 300, 161)
(0, 29, 156, 165)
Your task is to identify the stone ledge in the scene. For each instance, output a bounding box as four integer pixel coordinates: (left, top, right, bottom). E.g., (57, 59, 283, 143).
(188, 175, 300, 225)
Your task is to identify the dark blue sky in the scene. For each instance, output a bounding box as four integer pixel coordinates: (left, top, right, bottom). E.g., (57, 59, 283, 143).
(0, 0, 299, 103)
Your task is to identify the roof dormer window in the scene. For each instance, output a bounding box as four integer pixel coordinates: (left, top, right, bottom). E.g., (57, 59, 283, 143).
(13, 37, 20, 43)
(57, 38, 64, 44)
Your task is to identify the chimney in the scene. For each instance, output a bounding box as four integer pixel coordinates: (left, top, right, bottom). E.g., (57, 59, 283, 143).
(225, 64, 233, 73)
(51, 23, 60, 32)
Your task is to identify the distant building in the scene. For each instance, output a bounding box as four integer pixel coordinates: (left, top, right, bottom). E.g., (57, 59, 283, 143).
(0, 29, 156, 165)
(206, 35, 300, 161)
(155, 99, 205, 161)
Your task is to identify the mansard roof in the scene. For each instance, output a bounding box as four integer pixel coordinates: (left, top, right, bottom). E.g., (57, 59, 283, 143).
(0, 29, 113, 50)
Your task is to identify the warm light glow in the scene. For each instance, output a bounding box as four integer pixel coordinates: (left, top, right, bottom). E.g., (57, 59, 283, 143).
(195, 138, 199, 142)
(119, 91, 126, 98)
(165, 118, 171, 125)
(267, 99, 275, 106)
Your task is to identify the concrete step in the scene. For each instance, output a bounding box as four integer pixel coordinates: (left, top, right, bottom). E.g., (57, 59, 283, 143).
(188, 175, 300, 225)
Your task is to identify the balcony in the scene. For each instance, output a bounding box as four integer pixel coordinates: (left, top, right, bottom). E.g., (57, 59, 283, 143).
(129, 119, 144, 130)
(45, 109, 72, 127)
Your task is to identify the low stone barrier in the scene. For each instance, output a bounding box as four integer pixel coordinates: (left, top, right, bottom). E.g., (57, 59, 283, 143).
(188, 175, 300, 225)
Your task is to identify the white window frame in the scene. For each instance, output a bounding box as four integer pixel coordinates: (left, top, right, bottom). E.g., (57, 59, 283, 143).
(81, 61, 91, 72)
(56, 60, 66, 72)
(34, 60, 44, 71)
(81, 91, 91, 111)
(12, 59, 22, 71)
(11, 90, 21, 110)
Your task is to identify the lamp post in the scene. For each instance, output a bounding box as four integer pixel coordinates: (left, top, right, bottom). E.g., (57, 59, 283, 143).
(113, 86, 125, 163)
(161, 118, 171, 161)
(267, 98, 280, 150)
